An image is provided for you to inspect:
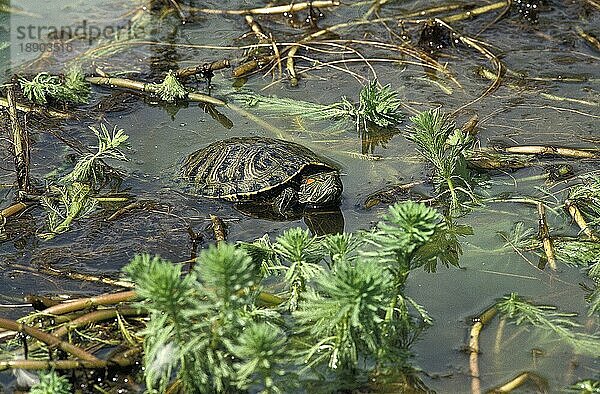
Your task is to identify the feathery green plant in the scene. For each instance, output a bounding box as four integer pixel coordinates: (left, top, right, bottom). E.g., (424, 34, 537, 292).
(238, 79, 403, 131)
(295, 259, 394, 370)
(229, 322, 290, 393)
(273, 228, 324, 310)
(62, 124, 129, 185)
(124, 201, 456, 392)
(39, 183, 96, 240)
(40, 124, 129, 239)
(153, 70, 187, 103)
(29, 370, 72, 394)
(407, 109, 476, 211)
(567, 378, 600, 393)
(125, 245, 276, 393)
(20, 66, 90, 105)
(496, 293, 600, 356)
(568, 175, 600, 227)
(349, 79, 404, 129)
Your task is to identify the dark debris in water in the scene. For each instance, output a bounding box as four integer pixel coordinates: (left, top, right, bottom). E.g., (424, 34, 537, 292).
(514, 0, 543, 24)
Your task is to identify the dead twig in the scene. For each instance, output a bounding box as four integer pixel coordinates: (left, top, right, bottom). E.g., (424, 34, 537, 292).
(576, 26, 600, 52)
(85, 76, 225, 106)
(6, 83, 31, 196)
(51, 307, 145, 338)
(0, 97, 71, 119)
(565, 199, 598, 240)
(470, 306, 498, 394)
(185, 0, 339, 15)
(210, 214, 226, 244)
(537, 203, 556, 270)
(487, 371, 548, 393)
(1, 202, 28, 218)
(0, 317, 104, 363)
(40, 290, 138, 316)
(499, 145, 599, 159)
(175, 59, 231, 79)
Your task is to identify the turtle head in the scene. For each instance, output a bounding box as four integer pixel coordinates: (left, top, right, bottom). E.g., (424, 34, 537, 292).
(298, 171, 342, 207)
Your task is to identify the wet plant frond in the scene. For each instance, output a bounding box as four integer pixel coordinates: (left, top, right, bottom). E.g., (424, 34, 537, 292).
(29, 370, 72, 394)
(235, 79, 403, 131)
(362, 201, 444, 275)
(39, 182, 97, 240)
(239, 234, 281, 276)
(496, 293, 600, 356)
(353, 79, 404, 129)
(20, 66, 90, 105)
(321, 232, 360, 266)
(154, 70, 187, 103)
(566, 379, 600, 393)
(62, 124, 129, 185)
(568, 175, 600, 227)
(407, 109, 476, 211)
(294, 259, 394, 369)
(229, 322, 289, 393)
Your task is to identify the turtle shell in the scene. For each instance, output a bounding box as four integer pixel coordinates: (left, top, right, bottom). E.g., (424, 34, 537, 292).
(182, 137, 337, 201)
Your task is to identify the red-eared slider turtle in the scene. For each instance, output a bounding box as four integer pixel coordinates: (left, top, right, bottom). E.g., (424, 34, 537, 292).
(182, 137, 343, 216)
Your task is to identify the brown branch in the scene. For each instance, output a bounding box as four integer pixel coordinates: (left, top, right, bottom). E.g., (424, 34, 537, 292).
(1, 202, 28, 218)
(41, 290, 138, 316)
(487, 371, 548, 393)
(232, 55, 277, 78)
(52, 307, 145, 338)
(0, 317, 103, 363)
(500, 145, 599, 159)
(85, 76, 225, 106)
(186, 0, 340, 15)
(469, 306, 498, 394)
(175, 59, 231, 79)
(0, 359, 103, 371)
(576, 26, 600, 52)
(565, 199, 598, 240)
(0, 97, 71, 119)
(442, 1, 507, 23)
(6, 83, 31, 196)
(537, 203, 556, 270)
(210, 214, 226, 244)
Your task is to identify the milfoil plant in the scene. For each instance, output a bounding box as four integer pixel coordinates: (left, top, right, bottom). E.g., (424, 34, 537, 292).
(124, 201, 464, 392)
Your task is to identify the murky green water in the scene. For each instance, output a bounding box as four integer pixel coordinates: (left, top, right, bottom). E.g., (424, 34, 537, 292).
(1, 0, 599, 391)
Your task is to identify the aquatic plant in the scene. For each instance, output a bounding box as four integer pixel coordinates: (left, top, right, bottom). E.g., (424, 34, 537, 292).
(568, 175, 600, 227)
(153, 70, 188, 103)
(566, 378, 600, 393)
(407, 108, 477, 212)
(238, 79, 403, 131)
(496, 293, 600, 356)
(504, 223, 600, 316)
(20, 66, 90, 105)
(124, 201, 454, 392)
(39, 124, 129, 239)
(62, 124, 129, 185)
(29, 370, 72, 394)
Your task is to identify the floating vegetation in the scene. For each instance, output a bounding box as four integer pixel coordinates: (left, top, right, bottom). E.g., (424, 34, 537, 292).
(122, 201, 449, 392)
(29, 370, 72, 394)
(153, 70, 188, 103)
(39, 124, 129, 239)
(496, 293, 600, 356)
(239, 79, 403, 131)
(19, 66, 90, 105)
(407, 109, 477, 212)
(62, 124, 129, 185)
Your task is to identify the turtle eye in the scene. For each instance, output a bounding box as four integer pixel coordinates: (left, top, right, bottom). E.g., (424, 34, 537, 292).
(305, 178, 316, 185)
